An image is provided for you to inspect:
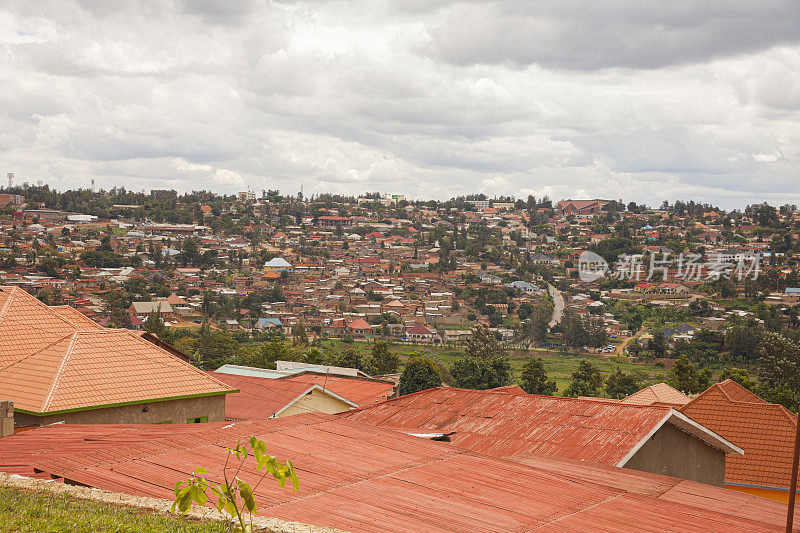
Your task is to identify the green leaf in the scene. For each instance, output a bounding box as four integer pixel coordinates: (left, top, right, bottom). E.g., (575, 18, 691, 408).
(238, 480, 257, 513)
(194, 467, 207, 475)
(190, 484, 207, 506)
(224, 499, 237, 518)
(173, 480, 184, 497)
(215, 495, 226, 513)
(178, 490, 193, 513)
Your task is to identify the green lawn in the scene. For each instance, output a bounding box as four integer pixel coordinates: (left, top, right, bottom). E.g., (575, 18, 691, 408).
(0, 485, 230, 533)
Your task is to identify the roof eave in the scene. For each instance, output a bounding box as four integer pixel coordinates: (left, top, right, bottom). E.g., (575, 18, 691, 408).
(14, 389, 237, 417)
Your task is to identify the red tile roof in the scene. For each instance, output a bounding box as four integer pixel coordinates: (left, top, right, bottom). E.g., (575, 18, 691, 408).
(680, 380, 798, 490)
(344, 387, 737, 465)
(0, 414, 792, 532)
(347, 318, 372, 330)
(0, 286, 234, 414)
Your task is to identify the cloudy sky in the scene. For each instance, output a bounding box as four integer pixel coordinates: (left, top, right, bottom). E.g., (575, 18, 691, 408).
(2, 1, 800, 208)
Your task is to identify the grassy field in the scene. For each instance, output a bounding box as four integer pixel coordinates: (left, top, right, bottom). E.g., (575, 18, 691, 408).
(0, 485, 229, 533)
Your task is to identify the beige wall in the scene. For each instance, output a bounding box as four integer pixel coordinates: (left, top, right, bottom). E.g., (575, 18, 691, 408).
(278, 389, 353, 418)
(624, 422, 726, 487)
(14, 395, 226, 427)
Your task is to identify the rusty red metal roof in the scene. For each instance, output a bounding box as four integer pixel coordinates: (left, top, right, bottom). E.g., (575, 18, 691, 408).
(344, 387, 725, 464)
(278, 373, 394, 407)
(0, 414, 793, 532)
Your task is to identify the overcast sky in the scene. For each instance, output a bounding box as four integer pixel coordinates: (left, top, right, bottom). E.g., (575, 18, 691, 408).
(2, 1, 800, 209)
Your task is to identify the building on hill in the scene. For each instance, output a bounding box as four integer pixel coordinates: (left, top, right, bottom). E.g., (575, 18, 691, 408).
(680, 379, 800, 502)
(557, 199, 609, 217)
(347, 318, 373, 339)
(345, 386, 742, 487)
(263, 257, 292, 271)
(0, 286, 235, 427)
(129, 301, 174, 320)
(0, 413, 793, 532)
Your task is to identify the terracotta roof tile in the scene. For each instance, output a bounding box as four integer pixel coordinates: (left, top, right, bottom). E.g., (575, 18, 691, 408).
(0, 286, 234, 414)
(680, 381, 797, 490)
(622, 383, 691, 407)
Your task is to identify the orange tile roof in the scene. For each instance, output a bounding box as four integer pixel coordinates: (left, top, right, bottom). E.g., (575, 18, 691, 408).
(0, 286, 234, 415)
(621, 383, 691, 407)
(680, 380, 798, 490)
(50, 305, 106, 330)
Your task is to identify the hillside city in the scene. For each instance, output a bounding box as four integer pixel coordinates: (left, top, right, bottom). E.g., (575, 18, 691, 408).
(2, 185, 800, 530)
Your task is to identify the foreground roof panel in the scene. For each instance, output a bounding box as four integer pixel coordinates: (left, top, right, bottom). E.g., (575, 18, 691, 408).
(0, 414, 793, 532)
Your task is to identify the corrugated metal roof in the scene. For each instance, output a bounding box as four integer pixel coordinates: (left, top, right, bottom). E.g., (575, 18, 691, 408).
(0, 415, 793, 532)
(344, 387, 720, 464)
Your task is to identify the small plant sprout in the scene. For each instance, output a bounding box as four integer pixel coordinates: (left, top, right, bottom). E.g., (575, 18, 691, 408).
(171, 436, 299, 533)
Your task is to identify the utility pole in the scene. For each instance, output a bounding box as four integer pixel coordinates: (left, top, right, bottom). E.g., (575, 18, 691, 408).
(786, 402, 800, 532)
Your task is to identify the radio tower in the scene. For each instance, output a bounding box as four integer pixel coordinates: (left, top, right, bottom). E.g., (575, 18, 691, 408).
(6, 173, 13, 189)
(91, 178, 95, 192)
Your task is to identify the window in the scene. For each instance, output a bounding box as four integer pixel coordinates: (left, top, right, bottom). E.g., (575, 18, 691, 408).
(187, 416, 208, 424)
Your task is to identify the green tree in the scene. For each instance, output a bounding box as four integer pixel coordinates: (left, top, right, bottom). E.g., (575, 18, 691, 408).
(143, 309, 167, 339)
(519, 358, 557, 395)
(399, 355, 442, 395)
(724, 326, 761, 361)
(667, 355, 711, 394)
(563, 360, 604, 397)
(648, 330, 667, 357)
(604, 368, 641, 399)
(243, 339, 293, 369)
(450, 356, 512, 390)
(718, 368, 755, 390)
(369, 341, 400, 375)
(465, 325, 507, 359)
(756, 332, 800, 409)
(196, 328, 238, 370)
(291, 321, 309, 346)
(332, 348, 365, 371)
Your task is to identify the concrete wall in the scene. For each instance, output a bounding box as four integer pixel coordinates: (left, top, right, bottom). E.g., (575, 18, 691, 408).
(278, 389, 352, 418)
(14, 395, 226, 427)
(624, 422, 726, 487)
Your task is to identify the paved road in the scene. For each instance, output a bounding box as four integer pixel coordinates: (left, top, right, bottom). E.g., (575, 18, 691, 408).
(547, 283, 564, 330)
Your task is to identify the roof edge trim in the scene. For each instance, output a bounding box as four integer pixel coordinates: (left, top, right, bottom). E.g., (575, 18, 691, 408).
(616, 409, 743, 468)
(272, 385, 359, 418)
(15, 389, 236, 417)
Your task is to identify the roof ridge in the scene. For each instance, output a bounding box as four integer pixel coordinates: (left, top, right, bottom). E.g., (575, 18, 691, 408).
(0, 330, 74, 374)
(41, 331, 80, 412)
(0, 286, 18, 322)
(121, 330, 236, 391)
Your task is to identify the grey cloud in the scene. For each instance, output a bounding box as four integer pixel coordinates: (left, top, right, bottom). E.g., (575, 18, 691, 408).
(423, 1, 800, 70)
(1, 1, 800, 210)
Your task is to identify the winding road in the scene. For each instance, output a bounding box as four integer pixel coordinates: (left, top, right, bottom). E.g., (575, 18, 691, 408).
(547, 283, 564, 330)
